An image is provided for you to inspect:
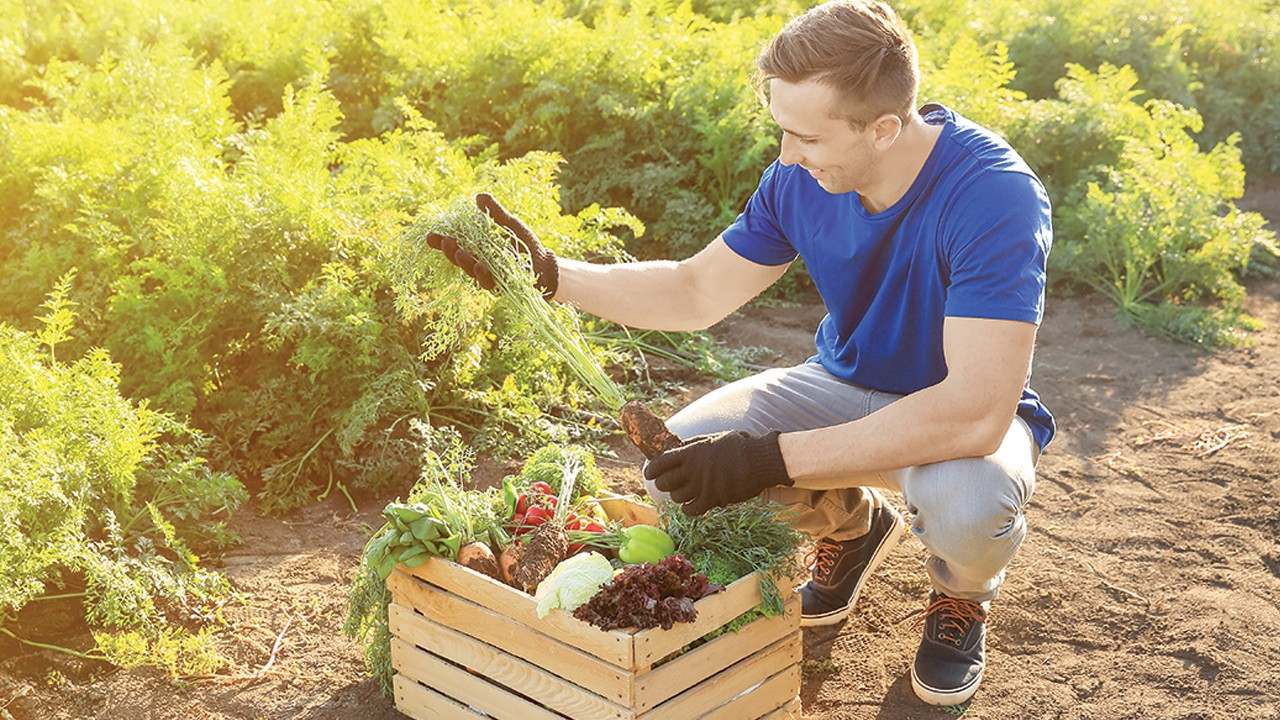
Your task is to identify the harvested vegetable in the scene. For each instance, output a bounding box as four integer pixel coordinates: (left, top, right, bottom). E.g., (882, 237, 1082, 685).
(572, 555, 722, 631)
(498, 542, 525, 587)
(418, 200, 627, 410)
(660, 499, 804, 617)
(513, 458, 580, 593)
(367, 502, 461, 580)
(457, 541, 501, 580)
(617, 524, 676, 565)
(510, 444, 605, 503)
(417, 200, 682, 459)
(619, 401, 683, 460)
(534, 552, 615, 618)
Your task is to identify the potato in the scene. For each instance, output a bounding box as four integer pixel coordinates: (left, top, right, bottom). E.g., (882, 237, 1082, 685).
(457, 541, 500, 580)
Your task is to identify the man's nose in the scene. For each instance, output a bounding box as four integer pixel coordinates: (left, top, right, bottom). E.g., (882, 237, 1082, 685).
(778, 133, 802, 167)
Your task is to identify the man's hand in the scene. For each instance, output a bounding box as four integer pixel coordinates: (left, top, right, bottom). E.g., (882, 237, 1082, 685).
(425, 193, 559, 299)
(644, 430, 794, 516)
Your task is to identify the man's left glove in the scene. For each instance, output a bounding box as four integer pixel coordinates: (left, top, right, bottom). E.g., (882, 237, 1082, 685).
(643, 430, 793, 516)
(425, 193, 559, 299)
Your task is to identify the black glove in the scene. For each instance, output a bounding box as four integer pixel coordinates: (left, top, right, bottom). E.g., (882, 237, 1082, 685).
(643, 430, 793, 516)
(425, 192, 559, 299)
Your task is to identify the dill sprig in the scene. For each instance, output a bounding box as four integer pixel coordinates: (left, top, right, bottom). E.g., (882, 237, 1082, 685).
(410, 198, 628, 411)
(660, 499, 805, 617)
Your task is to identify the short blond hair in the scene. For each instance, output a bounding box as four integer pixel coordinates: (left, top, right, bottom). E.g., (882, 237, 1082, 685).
(755, 0, 919, 128)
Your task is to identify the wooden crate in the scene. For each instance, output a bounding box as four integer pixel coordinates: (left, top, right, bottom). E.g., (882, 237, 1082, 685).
(386, 499, 802, 720)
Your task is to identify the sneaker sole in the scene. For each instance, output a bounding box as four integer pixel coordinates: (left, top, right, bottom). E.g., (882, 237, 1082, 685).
(800, 510, 906, 627)
(909, 665, 983, 706)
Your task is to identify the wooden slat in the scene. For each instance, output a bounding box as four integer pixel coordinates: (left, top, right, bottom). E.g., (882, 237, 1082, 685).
(595, 494, 659, 527)
(390, 603, 632, 720)
(632, 571, 767, 667)
(694, 664, 801, 720)
(760, 697, 802, 720)
(634, 594, 799, 711)
(400, 559, 634, 668)
(639, 634, 802, 720)
(392, 639, 568, 720)
(389, 570, 633, 705)
(393, 674, 488, 720)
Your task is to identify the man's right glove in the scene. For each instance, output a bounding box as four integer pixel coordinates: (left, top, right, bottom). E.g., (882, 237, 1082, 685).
(644, 429, 794, 516)
(425, 193, 559, 299)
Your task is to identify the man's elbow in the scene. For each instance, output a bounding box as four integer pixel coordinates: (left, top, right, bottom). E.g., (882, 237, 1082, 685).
(968, 410, 1017, 457)
(680, 293, 735, 331)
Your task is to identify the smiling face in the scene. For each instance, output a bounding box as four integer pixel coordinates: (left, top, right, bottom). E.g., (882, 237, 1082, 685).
(769, 78, 897, 196)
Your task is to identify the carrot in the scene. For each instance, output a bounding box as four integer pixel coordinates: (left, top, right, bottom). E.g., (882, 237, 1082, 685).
(618, 400, 683, 460)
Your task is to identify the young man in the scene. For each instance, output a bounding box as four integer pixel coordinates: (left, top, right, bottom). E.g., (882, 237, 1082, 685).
(427, 0, 1053, 706)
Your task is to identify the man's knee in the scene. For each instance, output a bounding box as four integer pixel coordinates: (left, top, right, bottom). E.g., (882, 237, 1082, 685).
(902, 456, 1031, 568)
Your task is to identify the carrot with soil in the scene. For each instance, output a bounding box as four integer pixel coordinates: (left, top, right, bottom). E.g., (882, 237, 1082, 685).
(414, 199, 682, 457)
(619, 400, 683, 459)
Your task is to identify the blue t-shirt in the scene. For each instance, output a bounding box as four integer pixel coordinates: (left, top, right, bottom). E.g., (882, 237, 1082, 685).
(722, 104, 1056, 451)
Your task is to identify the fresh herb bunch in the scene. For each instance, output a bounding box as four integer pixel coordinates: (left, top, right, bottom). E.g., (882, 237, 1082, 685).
(412, 198, 629, 410)
(660, 499, 804, 617)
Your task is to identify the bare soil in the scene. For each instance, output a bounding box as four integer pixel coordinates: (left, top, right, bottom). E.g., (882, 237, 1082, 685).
(3, 242, 1278, 718)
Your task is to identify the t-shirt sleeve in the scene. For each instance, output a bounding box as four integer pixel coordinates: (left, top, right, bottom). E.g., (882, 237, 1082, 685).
(942, 170, 1052, 324)
(720, 161, 800, 266)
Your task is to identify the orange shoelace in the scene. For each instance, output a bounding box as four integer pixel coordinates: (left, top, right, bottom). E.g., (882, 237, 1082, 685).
(805, 539, 843, 581)
(914, 596, 988, 646)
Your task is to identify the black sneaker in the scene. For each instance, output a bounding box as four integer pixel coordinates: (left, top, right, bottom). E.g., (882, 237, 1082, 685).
(910, 592, 989, 705)
(799, 502, 905, 626)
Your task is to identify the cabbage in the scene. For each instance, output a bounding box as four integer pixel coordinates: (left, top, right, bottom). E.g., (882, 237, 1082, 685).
(534, 552, 614, 618)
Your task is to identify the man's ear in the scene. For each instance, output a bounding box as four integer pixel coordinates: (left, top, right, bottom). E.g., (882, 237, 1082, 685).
(871, 114, 903, 149)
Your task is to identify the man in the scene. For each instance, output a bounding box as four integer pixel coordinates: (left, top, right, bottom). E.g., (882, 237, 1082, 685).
(428, 0, 1053, 706)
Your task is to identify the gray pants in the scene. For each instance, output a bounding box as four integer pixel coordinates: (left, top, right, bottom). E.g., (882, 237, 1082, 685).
(644, 362, 1038, 603)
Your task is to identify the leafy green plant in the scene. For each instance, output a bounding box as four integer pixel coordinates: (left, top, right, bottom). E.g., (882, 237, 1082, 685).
(343, 427, 508, 694)
(660, 499, 804, 617)
(0, 279, 244, 673)
(413, 196, 631, 409)
(509, 444, 606, 503)
(1032, 65, 1278, 345)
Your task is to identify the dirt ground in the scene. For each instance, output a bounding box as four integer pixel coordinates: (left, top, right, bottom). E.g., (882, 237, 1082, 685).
(2, 208, 1278, 719)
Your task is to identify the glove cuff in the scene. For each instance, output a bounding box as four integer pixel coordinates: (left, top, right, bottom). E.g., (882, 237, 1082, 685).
(533, 249, 559, 300)
(748, 430, 793, 489)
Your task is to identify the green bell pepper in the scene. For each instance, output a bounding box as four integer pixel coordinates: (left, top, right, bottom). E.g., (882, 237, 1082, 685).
(617, 524, 676, 564)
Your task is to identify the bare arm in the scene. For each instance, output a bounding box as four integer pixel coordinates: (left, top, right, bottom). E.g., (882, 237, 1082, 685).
(553, 236, 790, 331)
(778, 317, 1037, 485)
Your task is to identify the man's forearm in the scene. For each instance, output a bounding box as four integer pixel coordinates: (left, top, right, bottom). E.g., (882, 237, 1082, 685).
(777, 381, 1016, 487)
(554, 237, 790, 331)
(554, 257, 722, 331)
